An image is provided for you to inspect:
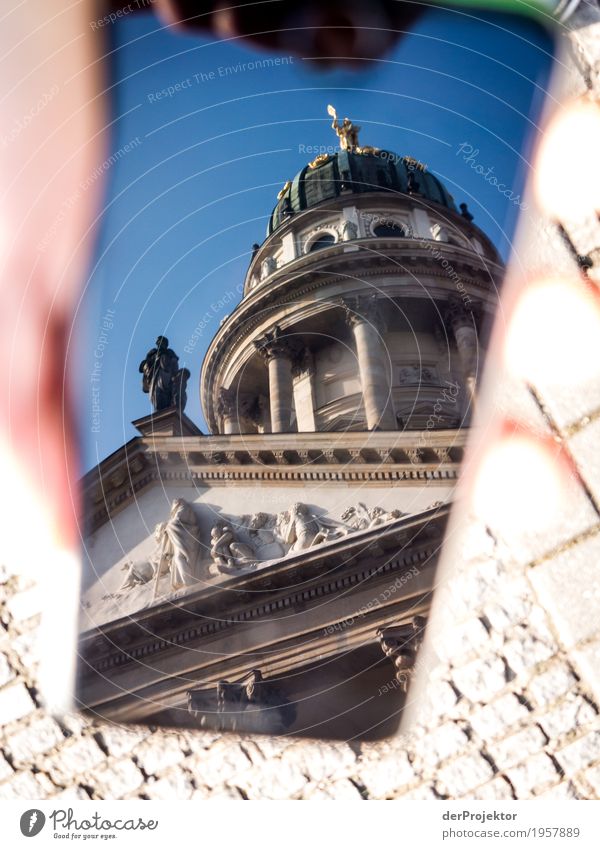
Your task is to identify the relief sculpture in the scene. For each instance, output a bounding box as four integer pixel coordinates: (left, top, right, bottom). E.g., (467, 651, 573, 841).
(113, 498, 200, 599)
(114, 499, 408, 592)
(209, 522, 257, 575)
(341, 502, 404, 530)
(275, 502, 349, 552)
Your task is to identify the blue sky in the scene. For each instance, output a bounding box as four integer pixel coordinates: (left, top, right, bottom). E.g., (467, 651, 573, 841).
(73, 8, 553, 470)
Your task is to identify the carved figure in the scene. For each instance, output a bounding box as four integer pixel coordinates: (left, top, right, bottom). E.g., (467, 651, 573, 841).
(210, 521, 256, 573)
(277, 180, 292, 200)
(341, 502, 403, 531)
(151, 498, 200, 598)
(276, 502, 347, 552)
(139, 336, 184, 411)
(260, 256, 277, 280)
(341, 219, 358, 241)
(247, 512, 285, 560)
(117, 558, 155, 591)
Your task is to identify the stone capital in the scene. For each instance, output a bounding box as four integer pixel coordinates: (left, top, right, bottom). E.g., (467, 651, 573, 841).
(444, 297, 481, 333)
(291, 345, 313, 379)
(342, 295, 386, 332)
(254, 325, 296, 363)
(216, 387, 238, 419)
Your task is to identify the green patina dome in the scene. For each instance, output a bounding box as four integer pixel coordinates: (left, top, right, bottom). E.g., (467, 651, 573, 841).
(267, 149, 456, 236)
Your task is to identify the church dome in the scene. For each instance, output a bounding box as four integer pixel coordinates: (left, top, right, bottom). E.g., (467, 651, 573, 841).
(267, 149, 456, 235)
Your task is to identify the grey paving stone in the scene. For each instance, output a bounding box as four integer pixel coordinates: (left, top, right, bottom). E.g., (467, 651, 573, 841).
(573, 638, 600, 706)
(505, 753, 561, 797)
(184, 741, 252, 788)
(302, 778, 363, 799)
(143, 771, 195, 800)
(486, 470, 598, 569)
(503, 624, 557, 678)
(569, 415, 600, 508)
(452, 655, 508, 703)
(527, 660, 579, 708)
(534, 780, 579, 799)
(4, 716, 65, 766)
(435, 753, 494, 797)
(416, 722, 469, 768)
(538, 694, 597, 741)
(556, 730, 600, 774)
(89, 759, 145, 798)
(469, 694, 530, 740)
(39, 736, 106, 785)
(535, 372, 600, 435)
(0, 653, 14, 688)
(491, 371, 551, 437)
(0, 752, 13, 782)
(0, 770, 55, 800)
(49, 786, 91, 801)
(529, 532, 600, 649)
(488, 726, 548, 771)
(432, 618, 489, 667)
(93, 725, 150, 759)
(582, 763, 600, 797)
(133, 734, 186, 776)
(468, 776, 515, 800)
(394, 783, 438, 800)
(0, 682, 35, 726)
(280, 739, 356, 782)
(234, 758, 308, 800)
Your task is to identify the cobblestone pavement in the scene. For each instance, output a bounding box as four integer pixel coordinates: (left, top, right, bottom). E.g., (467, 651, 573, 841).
(1, 6, 600, 800)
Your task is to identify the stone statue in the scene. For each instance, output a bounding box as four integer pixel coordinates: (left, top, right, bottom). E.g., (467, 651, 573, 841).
(328, 104, 360, 152)
(171, 367, 190, 413)
(430, 223, 449, 242)
(460, 202, 474, 222)
(260, 256, 277, 280)
(341, 502, 403, 531)
(277, 180, 291, 200)
(407, 171, 420, 194)
(151, 498, 200, 599)
(341, 219, 358, 241)
(368, 506, 404, 525)
(246, 512, 285, 560)
(276, 502, 347, 553)
(117, 558, 155, 592)
(139, 336, 186, 412)
(209, 521, 256, 574)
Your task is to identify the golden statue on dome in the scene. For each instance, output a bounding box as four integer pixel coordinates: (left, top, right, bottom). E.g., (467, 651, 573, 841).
(327, 104, 379, 156)
(328, 104, 361, 152)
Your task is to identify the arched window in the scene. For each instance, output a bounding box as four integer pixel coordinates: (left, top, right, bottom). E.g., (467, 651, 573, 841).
(373, 222, 406, 238)
(308, 233, 336, 253)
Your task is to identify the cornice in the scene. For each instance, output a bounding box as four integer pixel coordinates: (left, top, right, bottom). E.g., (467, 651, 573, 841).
(82, 429, 467, 533)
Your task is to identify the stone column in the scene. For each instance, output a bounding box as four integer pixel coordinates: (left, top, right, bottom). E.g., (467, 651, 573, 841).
(445, 299, 480, 404)
(343, 296, 396, 431)
(255, 326, 296, 433)
(217, 387, 240, 434)
(292, 347, 317, 432)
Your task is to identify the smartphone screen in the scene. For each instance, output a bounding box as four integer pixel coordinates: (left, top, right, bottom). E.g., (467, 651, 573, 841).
(75, 6, 555, 739)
